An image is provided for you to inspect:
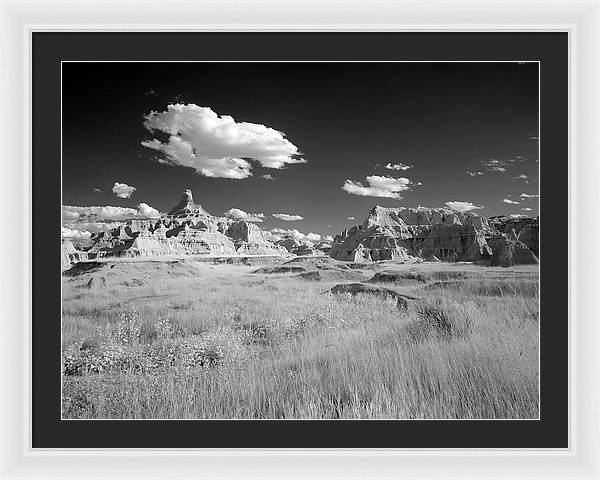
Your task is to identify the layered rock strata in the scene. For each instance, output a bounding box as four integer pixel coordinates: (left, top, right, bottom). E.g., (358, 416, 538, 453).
(329, 206, 539, 267)
(62, 190, 287, 269)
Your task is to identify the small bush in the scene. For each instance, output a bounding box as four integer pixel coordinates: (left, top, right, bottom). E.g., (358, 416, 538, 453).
(63, 315, 246, 375)
(62, 341, 145, 375)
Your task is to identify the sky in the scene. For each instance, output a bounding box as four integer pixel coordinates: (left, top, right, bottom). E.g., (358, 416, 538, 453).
(62, 62, 539, 239)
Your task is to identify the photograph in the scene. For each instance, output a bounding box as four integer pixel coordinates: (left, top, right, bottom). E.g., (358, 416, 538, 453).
(60, 61, 540, 420)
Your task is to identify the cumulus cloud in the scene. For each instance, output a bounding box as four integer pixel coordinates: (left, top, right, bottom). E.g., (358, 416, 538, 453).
(444, 201, 484, 213)
(503, 198, 520, 204)
(61, 227, 92, 239)
(520, 193, 539, 199)
(63, 205, 138, 222)
(141, 103, 305, 179)
(342, 175, 411, 199)
(272, 213, 304, 221)
(112, 182, 137, 198)
(62, 209, 81, 222)
(137, 202, 161, 218)
(384, 162, 413, 171)
(522, 207, 533, 211)
(63, 203, 161, 223)
(224, 208, 265, 223)
(62, 203, 162, 236)
(481, 159, 508, 172)
(271, 228, 321, 243)
(466, 171, 484, 177)
(262, 174, 276, 180)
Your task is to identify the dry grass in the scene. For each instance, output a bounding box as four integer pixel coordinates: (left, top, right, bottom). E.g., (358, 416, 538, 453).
(62, 260, 539, 419)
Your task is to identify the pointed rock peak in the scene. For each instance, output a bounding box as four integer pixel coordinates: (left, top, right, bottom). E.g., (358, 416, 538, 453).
(182, 189, 193, 203)
(168, 189, 210, 217)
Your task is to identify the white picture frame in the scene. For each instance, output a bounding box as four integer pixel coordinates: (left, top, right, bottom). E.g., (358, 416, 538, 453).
(0, 0, 597, 478)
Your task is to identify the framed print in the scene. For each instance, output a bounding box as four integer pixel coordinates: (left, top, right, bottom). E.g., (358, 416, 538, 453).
(1, 0, 599, 478)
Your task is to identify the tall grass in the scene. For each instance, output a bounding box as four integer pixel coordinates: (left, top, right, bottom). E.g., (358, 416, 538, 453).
(62, 263, 539, 419)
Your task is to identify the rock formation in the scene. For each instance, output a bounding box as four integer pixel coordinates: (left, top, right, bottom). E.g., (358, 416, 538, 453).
(61, 239, 88, 270)
(62, 191, 540, 270)
(274, 236, 327, 256)
(226, 221, 287, 256)
(489, 215, 539, 257)
(62, 189, 289, 269)
(167, 189, 210, 217)
(328, 206, 539, 267)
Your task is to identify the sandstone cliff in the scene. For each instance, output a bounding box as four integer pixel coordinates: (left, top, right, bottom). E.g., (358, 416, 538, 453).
(489, 215, 539, 257)
(329, 206, 539, 267)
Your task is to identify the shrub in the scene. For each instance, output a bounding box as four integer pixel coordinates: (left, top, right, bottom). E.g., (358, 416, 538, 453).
(62, 341, 146, 375)
(63, 315, 247, 375)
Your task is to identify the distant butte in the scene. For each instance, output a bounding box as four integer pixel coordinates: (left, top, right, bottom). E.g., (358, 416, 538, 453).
(329, 205, 538, 267)
(62, 190, 539, 270)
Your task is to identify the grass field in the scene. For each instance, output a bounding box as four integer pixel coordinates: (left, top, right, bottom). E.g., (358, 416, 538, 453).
(61, 257, 539, 419)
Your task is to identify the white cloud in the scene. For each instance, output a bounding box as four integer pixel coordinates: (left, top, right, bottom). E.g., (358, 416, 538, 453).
(272, 213, 304, 221)
(272, 228, 320, 243)
(481, 159, 508, 172)
(141, 103, 305, 179)
(520, 193, 539, 199)
(348, 216, 355, 220)
(521, 207, 533, 211)
(224, 208, 265, 223)
(384, 162, 413, 171)
(342, 175, 411, 199)
(137, 203, 161, 218)
(513, 174, 529, 181)
(324, 235, 334, 242)
(63, 205, 139, 222)
(510, 214, 527, 219)
(503, 198, 520, 204)
(62, 209, 81, 221)
(466, 171, 484, 177)
(61, 227, 92, 239)
(62, 203, 161, 235)
(63, 203, 161, 223)
(112, 182, 136, 199)
(262, 174, 276, 180)
(444, 201, 484, 213)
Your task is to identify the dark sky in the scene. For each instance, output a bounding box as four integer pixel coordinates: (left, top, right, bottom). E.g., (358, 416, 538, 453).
(62, 62, 539, 237)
